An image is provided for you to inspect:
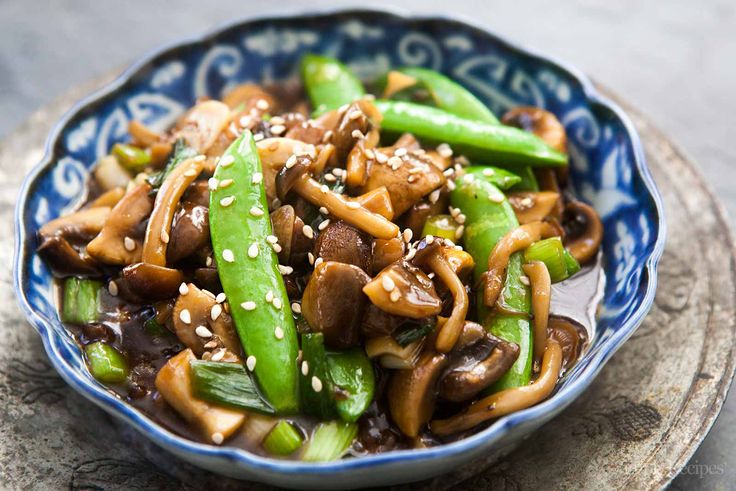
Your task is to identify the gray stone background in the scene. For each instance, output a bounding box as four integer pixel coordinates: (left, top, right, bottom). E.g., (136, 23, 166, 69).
(0, 0, 734, 489)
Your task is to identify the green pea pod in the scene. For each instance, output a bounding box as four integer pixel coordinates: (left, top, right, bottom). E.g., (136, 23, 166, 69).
(300, 333, 337, 420)
(210, 131, 299, 413)
(463, 166, 521, 191)
(392, 67, 499, 124)
(327, 348, 375, 423)
(301, 54, 366, 116)
(506, 165, 539, 191)
(450, 173, 533, 390)
(375, 100, 567, 168)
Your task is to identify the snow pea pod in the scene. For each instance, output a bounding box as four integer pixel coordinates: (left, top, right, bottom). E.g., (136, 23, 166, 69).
(450, 173, 533, 390)
(374, 100, 567, 168)
(209, 131, 299, 413)
(301, 54, 365, 116)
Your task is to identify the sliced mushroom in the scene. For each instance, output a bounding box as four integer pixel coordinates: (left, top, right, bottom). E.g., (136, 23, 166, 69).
(120, 262, 184, 300)
(360, 303, 405, 338)
(182, 180, 210, 207)
(301, 261, 371, 349)
(548, 316, 587, 372)
(39, 206, 110, 241)
(371, 238, 405, 275)
(563, 200, 603, 264)
(222, 83, 276, 112)
(89, 187, 125, 208)
(382, 71, 419, 98)
(256, 137, 316, 204)
(502, 107, 567, 154)
(400, 196, 449, 238)
(173, 283, 240, 356)
(356, 186, 394, 221)
(365, 335, 424, 369)
(431, 339, 562, 436)
(331, 100, 381, 162)
(364, 261, 442, 318)
(284, 120, 326, 145)
(313, 220, 372, 272)
(523, 261, 551, 363)
(173, 100, 232, 154)
(508, 191, 561, 224)
(37, 236, 101, 277)
(388, 350, 447, 437)
(438, 322, 519, 402)
(167, 202, 210, 263)
(87, 183, 153, 265)
(155, 349, 245, 443)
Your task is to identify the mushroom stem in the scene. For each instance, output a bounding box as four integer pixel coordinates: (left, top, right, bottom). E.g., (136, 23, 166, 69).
(427, 252, 469, 353)
(564, 201, 603, 264)
(293, 173, 399, 239)
(430, 339, 562, 436)
(484, 221, 559, 308)
(522, 261, 551, 364)
(142, 158, 203, 266)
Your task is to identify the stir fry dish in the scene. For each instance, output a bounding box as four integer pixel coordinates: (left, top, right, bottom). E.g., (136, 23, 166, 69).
(37, 54, 604, 460)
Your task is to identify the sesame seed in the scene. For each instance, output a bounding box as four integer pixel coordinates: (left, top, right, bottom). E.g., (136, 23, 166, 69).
(375, 152, 388, 164)
(446, 180, 457, 191)
(160, 230, 170, 244)
(407, 175, 418, 183)
(483, 168, 496, 177)
(193, 154, 206, 162)
(456, 214, 467, 224)
(520, 275, 531, 286)
(324, 173, 336, 182)
(253, 133, 264, 142)
(248, 243, 259, 258)
(405, 248, 417, 261)
(488, 192, 504, 203)
(184, 168, 197, 177)
(302, 224, 314, 239)
(195, 325, 213, 338)
(311, 376, 323, 392)
(179, 283, 189, 295)
(206, 256, 213, 267)
(427, 272, 436, 279)
(274, 326, 284, 340)
(314, 257, 324, 268)
(521, 197, 533, 207)
(250, 206, 264, 217)
(216, 292, 226, 303)
(179, 309, 191, 324)
(219, 178, 234, 188)
(285, 154, 297, 168)
(273, 298, 282, 310)
(428, 189, 441, 204)
(320, 184, 329, 193)
(426, 234, 435, 244)
(220, 196, 235, 207)
(351, 129, 364, 139)
(265, 235, 278, 245)
(272, 243, 282, 253)
(450, 207, 460, 217)
(390, 290, 401, 302)
(211, 349, 225, 362)
(363, 148, 375, 160)
(251, 172, 263, 184)
(270, 116, 285, 125)
(318, 219, 330, 231)
(240, 116, 252, 127)
(437, 143, 453, 158)
(394, 147, 408, 157)
(408, 167, 423, 174)
(210, 304, 222, 320)
(220, 155, 235, 167)
(308, 252, 315, 265)
(108, 281, 118, 297)
(222, 249, 235, 262)
(301, 360, 309, 376)
(388, 156, 402, 169)
(265, 290, 274, 303)
(270, 124, 286, 135)
(322, 130, 334, 143)
(211, 432, 224, 445)
(291, 302, 302, 314)
(348, 110, 363, 120)
(246, 356, 257, 371)
(256, 99, 269, 110)
(443, 168, 455, 177)
(204, 340, 218, 349)
(455, 225, 465, 240)
(403, 229, 413, 243)
(123, 236, 136, 251)
(241, 301, 256, 311)
(346, 201, 360, 209)
(278, 264, 294, 275)
(381, 275, 396, 292)
(319, 206, 329, 215)
(208, 178, 219, 190)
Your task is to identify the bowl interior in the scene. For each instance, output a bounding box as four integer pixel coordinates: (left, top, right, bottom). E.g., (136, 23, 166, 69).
(15, 8, 664, 482)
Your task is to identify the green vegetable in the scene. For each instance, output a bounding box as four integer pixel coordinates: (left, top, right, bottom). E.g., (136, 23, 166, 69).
(146, 139, 196, 190)
(393, 319, 436, 347)
(112, 143, 150, 171)
(375, 100, 567, 168)
(62, 277, 101, 324)
(507, 165, 539, 191)
(450, 173, 533, 390)
(299, 333, 337, 419)
(524, 237, 568, 283)
(301, 421, 358, 462)
(263, 420, 304, 456)
(84, 342, 128, 383)
(563, 248, 582, 277)
(463, 166, 521, 191)
(190, 360, 274, 414)
(421, 214, 460, 241)
(326, 349, 375, 423)
(209, 131, 299, 413)
(301, 54, 365, 116)
(389, 67, 499, 123)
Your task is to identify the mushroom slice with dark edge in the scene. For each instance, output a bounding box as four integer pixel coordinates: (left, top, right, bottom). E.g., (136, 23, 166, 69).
(301, 261, 371, 349)
(331, 100, 382, 163)
(119, 263, 184, 301)
(37, 236, 101, 277)
(388, 350, 447, 438)
(172, 283, 241, 357)
(313, 220, 373, 273)
(501, 107, 567, 154)
(371, 237, 405, 275)
(507, 191, 561, 225)
(87, 183, 153, 265)
(39, 206, 110, 241)
(363, 261, 442, 319)
(167, 202, 210, 263)
(270, 204, 313, 265)
(563, 200, 603, 264)
(365, 335, 424, 370)
(173, 100, 231, 154)
(438, 321, 519, 402)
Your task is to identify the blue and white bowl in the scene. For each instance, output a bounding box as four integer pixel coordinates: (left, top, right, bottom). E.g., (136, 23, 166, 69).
(13, 8, 665, 489)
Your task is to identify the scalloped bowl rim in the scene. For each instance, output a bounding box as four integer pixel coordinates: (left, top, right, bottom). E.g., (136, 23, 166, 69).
(13, 6, 666, 478)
